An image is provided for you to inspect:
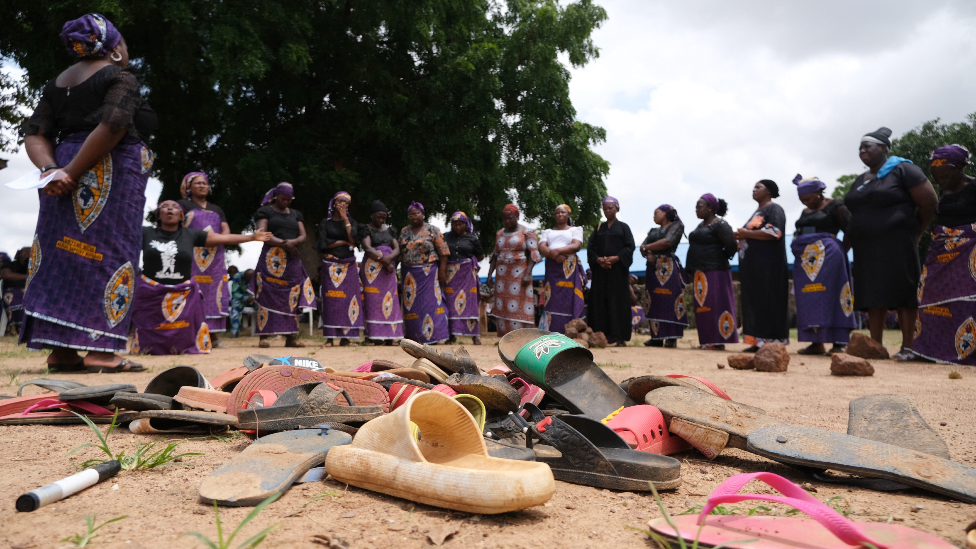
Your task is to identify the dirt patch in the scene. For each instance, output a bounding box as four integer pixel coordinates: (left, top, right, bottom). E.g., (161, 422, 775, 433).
(0, 331, 973, 548)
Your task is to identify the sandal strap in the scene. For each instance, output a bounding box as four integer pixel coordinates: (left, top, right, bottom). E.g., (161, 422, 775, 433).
(510, 409, 617, 475)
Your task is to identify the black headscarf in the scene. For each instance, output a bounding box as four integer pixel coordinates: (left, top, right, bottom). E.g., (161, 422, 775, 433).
(759, 179, 779, 199)
(370, 200, 388, 214)
(862, 127, 892, 148)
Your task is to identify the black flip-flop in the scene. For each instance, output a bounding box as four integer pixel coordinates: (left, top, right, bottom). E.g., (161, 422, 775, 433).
(237, 382, 385, 432)
(144, 365, 211, 397)
(111, 392, 175, 412)
(132, 410, 237, 434)
(17, 378, 86, 396)
(46, 361, 86, 373)
(498, 328, 634, 420)
(60, 384, 137, 406)
(85, 359, 145, 373)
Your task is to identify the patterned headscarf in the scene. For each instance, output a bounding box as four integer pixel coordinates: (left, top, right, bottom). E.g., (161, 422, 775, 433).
(155, 200, 184, 225)
(930, 145, 970, 168)
(450, 211, 475, 234)
(328, 191, 351, 213)
(502, 204, 520, 216)
(60, 14, 121, 59)
(656, 204, 679, 221)
(602, 196, 620, 210)
(792, 174, 826, 196)
(408, 201, 425, 214)
(180, 172, 208, 199)
(261, 182, 294, 206)
(556, 203, 574, 226)
(700, 193, 720, 212)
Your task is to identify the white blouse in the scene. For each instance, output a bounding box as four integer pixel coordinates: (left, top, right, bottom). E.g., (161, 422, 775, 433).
(540, 226, 584, 249)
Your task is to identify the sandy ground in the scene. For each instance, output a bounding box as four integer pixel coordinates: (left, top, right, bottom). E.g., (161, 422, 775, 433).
(0, 330, 973, 549)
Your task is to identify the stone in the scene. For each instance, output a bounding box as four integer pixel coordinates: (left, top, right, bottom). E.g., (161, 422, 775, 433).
(727, 354, 755, 370)
(846, 332, 890, 359)
(585, 327, 594, 334)
(565, 318, 588, 333)
(565, 327, 580, 339)
(717, 363, 726, 369)
(754, 343, 789, 372)
(830, 353, 874, 376)
(589, 331, 609, 348)
(572, 337, 590, 349)
(427, 525, 460, 546)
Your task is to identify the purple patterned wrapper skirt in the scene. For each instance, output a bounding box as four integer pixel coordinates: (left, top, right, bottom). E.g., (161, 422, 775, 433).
(446, 259, 480, 336)
(691, 269, 739, 345)
(791, 233, 856, 344)
(131, 275, 211, 355)
(539, 255, 585, 334)
(183, 208, 229, 332)
(248, 244, 316, 336)
(645, 253, 689, 340)
(402, 263, 449, 343)
(3, 285, 24, 326)
(20, 133, 152, 352)
(360, 247, 403, 340)
(912, 224, 976, 365)
(320, 255, 364, 340)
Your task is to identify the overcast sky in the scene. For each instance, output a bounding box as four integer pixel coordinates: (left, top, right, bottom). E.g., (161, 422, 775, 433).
(3, 0, 976, 271)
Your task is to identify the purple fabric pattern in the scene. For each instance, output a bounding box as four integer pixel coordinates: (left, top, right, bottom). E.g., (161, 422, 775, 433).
(3, 286, 24, 327)
(539, 255, 585, 334)
(20, 133, 150, 352)
(60, 14, 121, 59)
(183, 208, 229, 332)
(645, 253, 689, 340)
(912, 224, 976, 365)
(792, 174, 827, 196)
(131, 275, 211, 355)
(401, 263, 449, 343)
(260, 183, 294, 206)
(691, 269, 739, 345)
(930, 145, 970, 168)
(446, 259, 480, 336)
(320, 255, 364, 340)
(360, 246, 403, 340)
(248, 244, 316, 335)
(791, 233, 856, 344)
(631, 305, 647, 330)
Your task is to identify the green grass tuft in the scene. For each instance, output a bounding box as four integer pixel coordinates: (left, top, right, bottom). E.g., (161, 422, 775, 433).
(68, 410, 201, 470)
(61, 515, 127, 547)
(184, 493, 280, 549)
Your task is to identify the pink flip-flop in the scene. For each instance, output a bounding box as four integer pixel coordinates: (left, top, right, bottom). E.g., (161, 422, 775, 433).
(604, 405, 691, 455)
(648, 472, 955, 548)
(510, 377, 544, 408)
(0, 398, 129, 425)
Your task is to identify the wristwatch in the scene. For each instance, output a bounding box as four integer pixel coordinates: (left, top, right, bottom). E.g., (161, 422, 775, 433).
(41, 163, 61, 173)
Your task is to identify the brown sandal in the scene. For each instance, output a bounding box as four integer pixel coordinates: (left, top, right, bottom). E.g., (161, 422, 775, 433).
(85, 359, 145, 373)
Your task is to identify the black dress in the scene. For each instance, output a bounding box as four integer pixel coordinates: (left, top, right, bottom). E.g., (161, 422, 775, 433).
(445, 232, 485, 261)
(586, 220, 635, 342)
(935, 181, 976, 228)
(844, 162, 928, 309)
(359, 224, 398, 250)
(795, 199, 849, 235)
(317, 218, 358, 259)
(685, 220, 737, 274)
(254, 206, 304, 241)
(739, 203, 790, 342)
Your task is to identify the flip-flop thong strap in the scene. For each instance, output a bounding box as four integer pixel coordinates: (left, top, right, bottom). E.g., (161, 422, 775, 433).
(701, 472, 886, 548)
(22, 398, 113, 416)
(666, 374, 732, 400)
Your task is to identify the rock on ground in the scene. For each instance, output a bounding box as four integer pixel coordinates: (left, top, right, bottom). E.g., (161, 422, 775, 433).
(573, 337, 590, 349)
(846, 332, 890, 359)
(727, 354, 755, 370)
(565, 318, 588, 333)
(565, 327, 579, 339)
(589, 332, 609, 348)
(830, 353, 875, 376)
(754, 343, 789, 372)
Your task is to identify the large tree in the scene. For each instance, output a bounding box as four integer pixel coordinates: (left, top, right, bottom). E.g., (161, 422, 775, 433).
(1, 0, 610, 254)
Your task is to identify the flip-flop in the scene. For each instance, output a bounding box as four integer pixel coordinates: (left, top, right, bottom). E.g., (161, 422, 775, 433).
(110, 392, 175, 411)
(747, 425, 976, 504)
(136, 409, 237, 428)
(326, 391, 554, 513)
(270, 356, 326, 371)
(399, 339, 479, 374)
(0, 394, 59, 417)
(84, 359, 145, 373)
(60, 384, 137, 406)
(0, 398, 138, 425)
(174, 387, 232, 413)
(443, 373, 520, 413)
(144, 366, 212, 397)
(507, 404, 681, 491)
(129, 410, 232, 434)
(375, 378, 434, 411)
(243, 354, 276, 369)
(227, 365, 389, 417)
(210, 366, 250, 392)
(510, 377, 545, 410)
(16, 378, 86, 396)
(326, 367, 431, 384)
(623, 374, 732, 402)
(408, 358, 449, 383)
(648, 472, 956, 549)
(498, 328, 635, 420)
(644, 385, 781, 458)
(200, 428, 352, 507)
(236, 382, 385, 432)
(604, 405, 692, 455)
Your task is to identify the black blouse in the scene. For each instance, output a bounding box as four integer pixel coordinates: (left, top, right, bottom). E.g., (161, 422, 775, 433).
(587, 220, 635, 269)
(25, 65, 156, 143)
(935, 181, 976, 228)
(254, 206, 304, 240)
(642, 221, 684, 256)
(358, 224, 398, 249)
(317, 218, 359, 259)
(685, 219, 737, 273)
(845, 162, 928, 240)
(795, 199, 849, 235)
(444, 232, 485, 261)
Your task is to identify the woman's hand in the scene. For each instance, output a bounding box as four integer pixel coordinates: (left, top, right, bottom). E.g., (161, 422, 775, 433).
(42, 171, 79, 197)
(639, 244, 647, 258)
(337, 202, 349, 222)
(521, 270, 533, 287)
(438, 270, 448, 286)
(555, 253, 567, 264)
(252, 228, 272, 242)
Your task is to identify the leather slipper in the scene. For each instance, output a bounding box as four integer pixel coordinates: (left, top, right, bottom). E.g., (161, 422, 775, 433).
(110, 392, 175, 411)
(444, 373, 520, 413)
(399, 339, 479, 374)
(60, 384, 137, 406)
(237, 382, 385, 432)
(227, 365, 389, 417)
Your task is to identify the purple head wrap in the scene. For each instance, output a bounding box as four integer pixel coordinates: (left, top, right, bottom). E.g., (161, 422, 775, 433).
(792, 174, 827, 196)
(155, 200, 184, 225)
(180, 172, 208, 199)
(328, 191, 352, 213)
(60, 14, 122, 59)
(656, 204, 679, 221)
(930, 145, 970, 168)
(408, 201, 425, 214)
(261, 182, 294, 206)
(700, 193, 719, 212)
(602, 196, 620, 209)
(450, 211, 475, 234)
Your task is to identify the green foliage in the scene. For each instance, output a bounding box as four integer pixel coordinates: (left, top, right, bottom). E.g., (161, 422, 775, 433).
(61, 515, 128, 547)
(831, 174, 858, 199)
(890, 114, 976, 181)
(1, 0, 610, 253)
(68, 410, 201, 470)
(0, 70, 33, 153)
(3, 367, 22, 386)
(184, 494, 280, 549)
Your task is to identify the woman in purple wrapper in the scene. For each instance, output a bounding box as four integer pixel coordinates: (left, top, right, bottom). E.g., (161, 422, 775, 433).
(132, 201, 270, 355)
(538, 204, 585, 335)
(444, 211, 485, 345)
(177, 172, 231, 347)
(360, 201, 403, 345)
(685, 194, 739, 350)
(640, 204, 688, 347)
(911, 145, 976, 365)
(249, 183, 317, 348)
(791, 175, 855, 355)
(317, 191, 364, 347)
(21, 14, 156, 372)
(399, 202, 451, 344)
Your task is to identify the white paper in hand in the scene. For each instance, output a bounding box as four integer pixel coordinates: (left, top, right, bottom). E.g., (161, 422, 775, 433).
(5, 169, 69, 190)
